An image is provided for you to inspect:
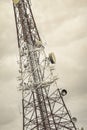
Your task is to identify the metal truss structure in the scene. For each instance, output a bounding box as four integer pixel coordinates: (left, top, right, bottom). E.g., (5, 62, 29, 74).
(12, 0, 77, 130)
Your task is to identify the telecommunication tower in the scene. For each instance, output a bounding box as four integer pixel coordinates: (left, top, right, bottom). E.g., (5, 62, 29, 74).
(12, 0, 77, 130)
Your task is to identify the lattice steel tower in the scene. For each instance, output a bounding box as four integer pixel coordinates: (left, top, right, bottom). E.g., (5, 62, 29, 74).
(12, 0, 77, 130)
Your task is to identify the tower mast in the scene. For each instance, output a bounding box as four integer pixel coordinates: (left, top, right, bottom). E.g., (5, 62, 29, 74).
(12, 0, 77, 130)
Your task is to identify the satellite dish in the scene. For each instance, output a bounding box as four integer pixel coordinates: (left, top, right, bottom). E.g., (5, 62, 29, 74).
(61, 89, 67, 96)
(49, 52, 56, 64)
(72, 117, 77, 123)
(13, 0, 20, 4)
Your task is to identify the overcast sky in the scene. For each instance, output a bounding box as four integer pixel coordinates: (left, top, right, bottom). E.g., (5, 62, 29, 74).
(0, 0, 87, 130)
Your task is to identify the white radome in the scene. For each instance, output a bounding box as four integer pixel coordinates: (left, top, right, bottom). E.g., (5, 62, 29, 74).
(13, 0, 20, 4)
(49, 52, 56, 64)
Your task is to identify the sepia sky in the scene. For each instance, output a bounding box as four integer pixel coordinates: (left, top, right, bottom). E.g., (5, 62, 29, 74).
(0, 0, 87, 130)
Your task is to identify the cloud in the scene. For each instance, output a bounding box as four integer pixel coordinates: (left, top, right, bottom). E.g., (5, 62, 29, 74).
(0, 0, 87, 129)
(0, 0, 17, 59)
(0, 105, 17, 125)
